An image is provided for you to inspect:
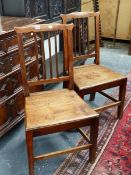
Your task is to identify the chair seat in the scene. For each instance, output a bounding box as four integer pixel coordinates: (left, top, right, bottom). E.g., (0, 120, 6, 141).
(25, 89, 98, 130)
(74, 64, 126, 90)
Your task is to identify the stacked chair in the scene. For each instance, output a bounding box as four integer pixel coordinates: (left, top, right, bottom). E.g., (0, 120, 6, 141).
(61, 11, 127, 119)
(15, 23, 99, 175)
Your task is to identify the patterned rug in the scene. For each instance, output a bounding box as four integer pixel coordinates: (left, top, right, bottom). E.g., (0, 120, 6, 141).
(54, 72, 131, 175)
(91, 101, 131, 175)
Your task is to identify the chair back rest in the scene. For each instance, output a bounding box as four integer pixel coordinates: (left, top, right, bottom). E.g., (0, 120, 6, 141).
(15, 23, 74, 96)
(61, 12, 100, 65)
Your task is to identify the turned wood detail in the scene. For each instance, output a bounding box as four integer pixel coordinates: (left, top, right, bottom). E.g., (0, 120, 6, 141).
(92, 0, 104, 46)
(1, 0, 81, 22)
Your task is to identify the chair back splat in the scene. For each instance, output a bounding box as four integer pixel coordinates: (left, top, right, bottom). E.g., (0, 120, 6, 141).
(61, 11, 100, 65)
(15, 23, 74, 96)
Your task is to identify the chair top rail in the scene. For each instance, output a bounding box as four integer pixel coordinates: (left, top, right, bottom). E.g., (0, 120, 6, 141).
(61, 11, 100, 20)
(14, 23, 74, 34)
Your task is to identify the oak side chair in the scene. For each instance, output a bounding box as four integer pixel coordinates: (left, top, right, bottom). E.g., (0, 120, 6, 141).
(61, 12, 127, 119)
(14, 23, 99, 175)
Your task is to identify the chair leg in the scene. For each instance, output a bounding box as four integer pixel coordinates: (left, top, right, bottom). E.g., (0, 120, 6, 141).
(78, 91, 84, 99)
(117, 80, 127, 119)
(89, 93, 96, 101)
(89, 118, 99, 163)
(26, 131, 34, 175)
(63, 81, 68, 88)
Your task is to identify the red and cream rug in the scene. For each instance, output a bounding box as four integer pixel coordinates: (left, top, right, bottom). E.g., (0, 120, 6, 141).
(54, 72, 131, 175)
(91, 101, 131, 175)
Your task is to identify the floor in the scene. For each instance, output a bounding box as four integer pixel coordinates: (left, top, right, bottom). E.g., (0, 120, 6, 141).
(0, 41, 131, 175)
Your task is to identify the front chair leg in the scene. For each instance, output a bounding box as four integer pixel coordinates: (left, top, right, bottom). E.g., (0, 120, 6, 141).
(26, 131, 34, 175)
(89, 93, 96, 101)
(89, 117, 99, 163)
(117, 79, 127, 119)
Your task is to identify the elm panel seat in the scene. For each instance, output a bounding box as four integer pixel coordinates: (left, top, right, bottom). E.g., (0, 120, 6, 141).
(26, 89, 97, 131)
(15, 23, 99, 175)
(74, 64, 126, 90)
(61, 11, 127, 119)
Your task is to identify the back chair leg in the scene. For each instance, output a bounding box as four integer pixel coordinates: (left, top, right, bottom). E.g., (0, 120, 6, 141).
(89, 118, 99, 163)
(26, 131, 34, 175)
(78, 90, 85, 99)
(117, 80, 127, 119)
(63, 81, 69, 88)
(89, 93, 96, 101)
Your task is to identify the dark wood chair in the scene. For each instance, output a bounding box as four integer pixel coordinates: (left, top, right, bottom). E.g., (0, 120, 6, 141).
(61, 12, 127, 119)
(15, 23, 99, 175)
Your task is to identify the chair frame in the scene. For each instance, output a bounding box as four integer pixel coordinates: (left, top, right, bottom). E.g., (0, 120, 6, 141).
(61, 12, 127, 119)
(15, 23, 99, 175)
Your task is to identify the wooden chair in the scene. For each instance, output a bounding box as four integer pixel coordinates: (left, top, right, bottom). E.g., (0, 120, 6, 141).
(15, 23, 99, 175)
(61, 12, 127, 119)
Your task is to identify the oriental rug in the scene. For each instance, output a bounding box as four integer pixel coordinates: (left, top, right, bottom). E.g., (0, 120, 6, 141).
(91, 100, 131, 175)
(54, 72, 131, 175)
